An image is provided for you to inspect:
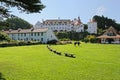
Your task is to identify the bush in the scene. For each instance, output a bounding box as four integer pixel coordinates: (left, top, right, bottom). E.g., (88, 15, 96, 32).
(47, 40, 58, 44)
(90, 38, 98, 43)
(0, 42, 18, 47)
(83, 38, 89, 43)
(0, 41, 42, 47)
(0, 32, 11, 42)
(56, 41, 72, 45)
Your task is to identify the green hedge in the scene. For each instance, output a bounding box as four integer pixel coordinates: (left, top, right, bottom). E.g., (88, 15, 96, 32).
(0, 41, 42, 47)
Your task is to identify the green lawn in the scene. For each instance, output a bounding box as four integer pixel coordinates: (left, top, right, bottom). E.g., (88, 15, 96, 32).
(0, 43, 120, 80)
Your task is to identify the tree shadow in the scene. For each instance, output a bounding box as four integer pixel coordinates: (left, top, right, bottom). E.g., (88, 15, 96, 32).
(0, 72, 6, 80)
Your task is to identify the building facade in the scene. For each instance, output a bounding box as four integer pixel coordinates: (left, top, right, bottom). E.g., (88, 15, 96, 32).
(34, 17, 84, 32)
(87, 19, 97, 34)
(3, 28, 58, 43)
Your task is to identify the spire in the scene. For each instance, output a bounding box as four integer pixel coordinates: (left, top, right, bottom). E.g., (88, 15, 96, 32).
(78, 16, 81, 23)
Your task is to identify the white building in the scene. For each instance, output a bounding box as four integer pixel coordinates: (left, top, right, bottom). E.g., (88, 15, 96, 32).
(74, 24, 84, 32)
(87, 19, 97, 34)
(71, 17, 84, 32)
(34, 17, 84, 32)
(3, 28, 58, 43)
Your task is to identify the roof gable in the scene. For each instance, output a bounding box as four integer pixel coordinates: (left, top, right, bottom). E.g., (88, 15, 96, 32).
(103, 26, 118, 36)
(97, 26, 120, 38)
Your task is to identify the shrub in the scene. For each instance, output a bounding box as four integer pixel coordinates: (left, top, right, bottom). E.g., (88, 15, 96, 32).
(0, 41, 42, 47)
(90, 38, 98, 43)
(0, 32, 11, 42)
(83, 38, 89, 43)
(47, 40, 58, 44)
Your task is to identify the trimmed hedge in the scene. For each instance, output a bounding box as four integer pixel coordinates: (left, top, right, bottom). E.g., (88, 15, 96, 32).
(0, 41, 42, 47)
(47, 40, 58, 44)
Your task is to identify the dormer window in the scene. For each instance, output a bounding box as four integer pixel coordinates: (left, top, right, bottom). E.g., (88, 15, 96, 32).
(18, 28, 22, 32)
(9, 29, 12, 32)
(107, 32, 115, 36)
(31, 28, 34, 31)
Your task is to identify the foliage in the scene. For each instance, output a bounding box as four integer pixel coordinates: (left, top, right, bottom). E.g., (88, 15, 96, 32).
(55, 31, 88, 41)
(0, 0, 45, 17)
(82, 38, 89, 43)
(84, 24, 88, 30)
(5, 17, 33, 30)
(0, 41, 41, 47)
(0, 72, 6, 80)
(0, 17, 32, 30)
(0, 31, 11, 41)
(82, 35, 97, 43)
(55, 32, 68, 39)
(97, 29, 106, 36)
(56, 41, 72, 45)
(0, 44, 120, 80)
(93, 15, 120, 31)
(47, 39, 58, 44)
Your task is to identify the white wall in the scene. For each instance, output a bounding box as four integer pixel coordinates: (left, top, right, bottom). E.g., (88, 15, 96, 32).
(8, 29, 58, 43)
(34, 21, 84, 32)
(87, 22, 97, 34)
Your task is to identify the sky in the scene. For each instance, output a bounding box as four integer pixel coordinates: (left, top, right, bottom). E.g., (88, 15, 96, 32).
(11, 0, 120, 25)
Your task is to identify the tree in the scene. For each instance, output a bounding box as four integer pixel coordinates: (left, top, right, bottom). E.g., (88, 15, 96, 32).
(55, 31, 87, 41)
(0, 0, 45, 17)
(84, 24, 88, 31)
(0, 20, 10, 30)
(0, 17, 33, 30)
(0, 31, 11, 41)
(5, 17, 33, 30)
(93, 15, 120, 31)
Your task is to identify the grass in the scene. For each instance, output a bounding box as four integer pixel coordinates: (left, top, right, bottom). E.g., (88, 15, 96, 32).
(0, 43, 120, 80)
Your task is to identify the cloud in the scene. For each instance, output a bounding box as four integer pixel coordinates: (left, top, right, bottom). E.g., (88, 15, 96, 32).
(95, 6, 106, 15)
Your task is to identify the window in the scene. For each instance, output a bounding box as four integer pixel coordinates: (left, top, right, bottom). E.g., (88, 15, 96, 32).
(24, 33, 26, 36)
(107, 32, 115, 36)
(64, 22, 67, 25)
(41, 38, 43, 41)
(26, 38, 28, 40)
(58, 22, 62, 24)
(37, 33, 40, 36)
(34, 33, 36, 36)
(31, 33, 33, 36)
(21, 33, 23, 36)
(41, 32, 43, 36)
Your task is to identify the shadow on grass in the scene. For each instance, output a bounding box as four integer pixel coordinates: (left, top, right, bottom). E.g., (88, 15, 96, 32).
(0, 72, 6, 80)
